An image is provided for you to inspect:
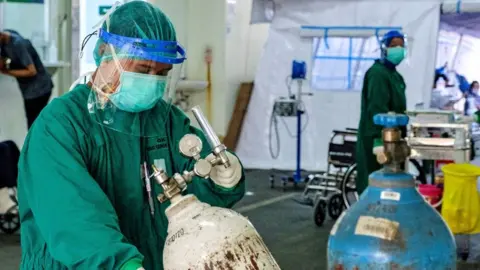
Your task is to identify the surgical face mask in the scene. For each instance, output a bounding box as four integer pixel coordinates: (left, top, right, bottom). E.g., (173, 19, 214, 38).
(386, 46, 405, 65)
(109, 71, 166, 113)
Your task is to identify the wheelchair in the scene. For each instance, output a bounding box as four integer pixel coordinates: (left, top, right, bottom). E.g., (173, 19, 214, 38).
(298, 128, 357, 226)
(0, 140, 20, 234)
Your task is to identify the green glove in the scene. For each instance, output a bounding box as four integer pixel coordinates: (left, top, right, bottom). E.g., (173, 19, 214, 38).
(120, 258, 144, 270)
(373, 138, 383, 148)
(372, 138, 384, 155)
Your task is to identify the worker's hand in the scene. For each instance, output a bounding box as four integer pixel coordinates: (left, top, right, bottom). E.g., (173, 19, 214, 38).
(0, 59, 7, 74)
(0, 59, 8, 74)
(206, 152, 242, 189)
(373, 146, 387, 164)
(372, 146, 384, 156)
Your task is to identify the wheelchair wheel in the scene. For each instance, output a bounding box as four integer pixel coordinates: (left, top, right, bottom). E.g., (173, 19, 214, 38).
(327, 194, 344, 220)
(341, 163, 358, 209)
(0, 206, 20, 235)
(313, 200, 326, 227)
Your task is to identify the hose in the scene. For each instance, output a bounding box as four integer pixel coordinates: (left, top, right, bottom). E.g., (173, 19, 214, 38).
(269, 109, 280, 159)
(268, 77, 311, 159)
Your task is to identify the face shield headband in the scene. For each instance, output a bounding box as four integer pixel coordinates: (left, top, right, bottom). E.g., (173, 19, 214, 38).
(97, 28, 187, 64)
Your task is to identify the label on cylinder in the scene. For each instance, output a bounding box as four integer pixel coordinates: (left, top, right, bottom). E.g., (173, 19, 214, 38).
(354, 216, 399, 241)
(380, 191, 401, 201)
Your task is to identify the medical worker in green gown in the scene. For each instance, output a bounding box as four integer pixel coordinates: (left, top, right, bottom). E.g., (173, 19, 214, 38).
(17, 2, 245, 270)
(356, 30, 407, 195)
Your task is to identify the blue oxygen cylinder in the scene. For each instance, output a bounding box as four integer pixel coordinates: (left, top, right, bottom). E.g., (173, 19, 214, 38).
(327, 113, 457, 269)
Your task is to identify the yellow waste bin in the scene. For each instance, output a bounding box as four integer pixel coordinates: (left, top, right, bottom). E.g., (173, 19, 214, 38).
(442, 163, 480, 234)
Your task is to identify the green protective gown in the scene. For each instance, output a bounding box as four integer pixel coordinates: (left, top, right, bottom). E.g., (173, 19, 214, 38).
(18, 84, 246, 270)
(355, 60, 407, 195)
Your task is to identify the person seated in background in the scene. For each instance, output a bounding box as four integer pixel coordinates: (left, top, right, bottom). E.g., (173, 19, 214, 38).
(464, 81, 480, 115)
(0, 30, 53, 128)
(430, 73, 465, 111)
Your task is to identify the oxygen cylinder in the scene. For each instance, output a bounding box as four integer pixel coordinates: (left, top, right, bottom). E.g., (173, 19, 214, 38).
(150, 105, 280, 269)
(162, 193, 281, 270)
(150, 166, 280, 270)
(327, 113, 457, 269)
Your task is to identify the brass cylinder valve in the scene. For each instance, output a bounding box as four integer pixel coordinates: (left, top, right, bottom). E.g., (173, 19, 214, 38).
(373, 113, 411, 172)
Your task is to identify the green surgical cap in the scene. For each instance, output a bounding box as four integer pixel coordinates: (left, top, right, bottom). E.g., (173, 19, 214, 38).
(93, 0, 177, 66)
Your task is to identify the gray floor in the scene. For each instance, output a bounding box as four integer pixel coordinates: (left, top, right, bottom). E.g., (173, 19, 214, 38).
(0, 169, 332, 269)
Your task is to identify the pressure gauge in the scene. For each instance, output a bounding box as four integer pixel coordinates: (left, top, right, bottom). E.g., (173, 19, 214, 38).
(179, 134, 203, 158)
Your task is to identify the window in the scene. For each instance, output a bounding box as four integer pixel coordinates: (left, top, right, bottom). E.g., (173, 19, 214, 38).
(311, 36, 381, 91)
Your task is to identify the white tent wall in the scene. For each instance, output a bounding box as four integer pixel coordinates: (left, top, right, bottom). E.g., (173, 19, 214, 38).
(236, 0, 442, 171)
(437, 29, 480, 83)
(150, 0, 271, 136)
(226, 0, 270, 135)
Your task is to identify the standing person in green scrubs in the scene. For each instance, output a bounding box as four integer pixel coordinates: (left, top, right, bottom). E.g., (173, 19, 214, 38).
(355, 30, 407, 195)
(17, 1, 245, 270)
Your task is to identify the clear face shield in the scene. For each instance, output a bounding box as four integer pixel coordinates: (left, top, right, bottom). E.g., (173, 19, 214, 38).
(88, 29, 186, 137)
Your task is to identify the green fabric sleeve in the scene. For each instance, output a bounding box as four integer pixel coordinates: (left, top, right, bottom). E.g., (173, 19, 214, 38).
(120, 258, 144, 270)
(365, 69, 391, 138)
(170, 108, 245, 208)
(18, 99, 143, 269)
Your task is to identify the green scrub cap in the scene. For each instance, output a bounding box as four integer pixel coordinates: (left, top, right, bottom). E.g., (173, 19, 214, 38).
(93, 1, 177, 66)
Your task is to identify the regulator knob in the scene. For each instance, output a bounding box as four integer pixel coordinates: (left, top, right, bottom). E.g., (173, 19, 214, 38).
(374, 112, 409, 128)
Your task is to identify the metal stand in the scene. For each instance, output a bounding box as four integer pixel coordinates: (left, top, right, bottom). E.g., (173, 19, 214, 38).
(270, 80, 311, 191)
(294, 105, 303, 184)
(270, 61, 312, 191)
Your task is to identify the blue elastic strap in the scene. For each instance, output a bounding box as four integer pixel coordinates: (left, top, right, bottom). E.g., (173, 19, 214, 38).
(98, 29, 187, 64)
